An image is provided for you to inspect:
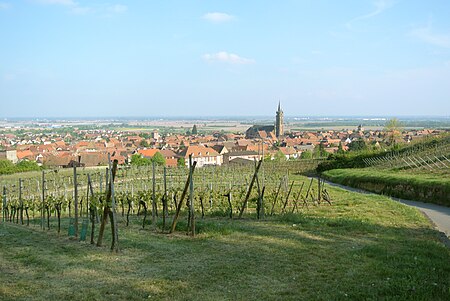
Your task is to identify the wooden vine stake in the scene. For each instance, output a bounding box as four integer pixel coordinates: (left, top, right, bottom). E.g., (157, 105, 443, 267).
(253, 159, 266, 220)
(239, 159, 262, 218)
(2, 186, 6, 224)
(109, 156, 119, 252)
(96, 155, 119, 252)
(19, 178, 23, 225)
(73, 166, 79, 238)
(291, 182, 304, 213)
(170, 155, 196, 234)
(302, 178, 314, 208)
(270, 177, 284, 215)
(257, 186, 265, 220)
(282, 181, 295, 213)
(188, 155, 195, 237)
(317, 175, 321, 203)
(152, 161, 157, 229)
(162, 167, 168, 231)
(87, 174, 96, 244)
(41, 171, 45, 230)
(223, 191, 233, 219)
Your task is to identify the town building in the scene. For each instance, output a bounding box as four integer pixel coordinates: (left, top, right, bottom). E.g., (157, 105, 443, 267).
(178, 145, 222, 167)
(245, 101, 284, 140)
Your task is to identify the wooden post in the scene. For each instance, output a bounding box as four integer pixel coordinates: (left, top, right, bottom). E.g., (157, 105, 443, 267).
(434, 156, 448, 168)
(292, 182, 304, 213)
(318, 176, 321, 202)
(96, 159, 119, 249)
(261, 140, 265, 187)
(162, 167, 167, 231)
(189, 155, 195, 236)
(73, 166, 79, 237)
(41, 171, 45, 230)
(199, 195, 205, 219)
(87, 174, 96, 243)
(19, 178, 23, 225)
(226, 192, 233, 219)
(282, 181, 295, 213)
(170, 158, 197, 234)
(99, 172, 103, 194)
(109, 157, 119, 252)
(64, 183, 69, 218)
(257, 184, 265, 220)
(152, 161, 157, 228)
(302, 178, 314, 208)
(2, 186, 6, 224)
(239, 160, 262, 218)
(254, 172, 263, 219)
(270, 178, 283, 215)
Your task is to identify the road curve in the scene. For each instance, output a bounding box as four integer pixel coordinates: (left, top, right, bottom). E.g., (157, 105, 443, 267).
(321, 179, 450, 239)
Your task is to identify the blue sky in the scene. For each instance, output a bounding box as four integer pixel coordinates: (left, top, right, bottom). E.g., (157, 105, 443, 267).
(0, 0, 449, 117)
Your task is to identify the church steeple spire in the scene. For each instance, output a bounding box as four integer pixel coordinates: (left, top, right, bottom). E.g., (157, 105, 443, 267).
(275, 101, 284, 138)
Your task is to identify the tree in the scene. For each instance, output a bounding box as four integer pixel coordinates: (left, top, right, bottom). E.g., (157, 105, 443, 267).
(313, 143, 328, 158)
(384, 118, 403, 147)
(139, 132, 151, 139)
(151, 152, 166, 166)
(300, 150, 312, 159)
(16, 160, 40, 172)
(139, 140, 149, 147)
(0, 159, 41, 175)
(348, 138, 367, 152)
(130, 154, 151, 166)
(263, 154, 273, 162)
(192, 124, 198, 135)
(337, 141, 345, 155)
(177, 157, 186, 167)
(273, 150, 287, 162)
(0, 159, 15, 174)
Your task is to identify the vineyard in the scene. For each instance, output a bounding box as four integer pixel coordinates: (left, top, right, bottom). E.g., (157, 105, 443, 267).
(1, 158, 325, 251)
(2, 157, 450, 300)
(362, 135, 450, 173)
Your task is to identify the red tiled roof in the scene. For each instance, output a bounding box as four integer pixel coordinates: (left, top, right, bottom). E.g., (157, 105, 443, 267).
(17, 150, 34, 160)
(138, 149, 159, 158)
(179, 145, 220, 159)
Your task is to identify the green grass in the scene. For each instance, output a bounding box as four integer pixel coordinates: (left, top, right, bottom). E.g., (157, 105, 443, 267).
(323, 168, 450, 206)
(1, 185, 450, 301)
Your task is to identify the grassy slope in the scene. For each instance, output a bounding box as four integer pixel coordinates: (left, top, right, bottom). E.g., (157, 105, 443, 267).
(1, 186, 450, 301)
(323, 168, 450, 206)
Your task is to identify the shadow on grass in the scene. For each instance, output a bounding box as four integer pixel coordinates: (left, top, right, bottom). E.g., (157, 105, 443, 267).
(118, 213, 450, 300)
(1, 212, 449, 301)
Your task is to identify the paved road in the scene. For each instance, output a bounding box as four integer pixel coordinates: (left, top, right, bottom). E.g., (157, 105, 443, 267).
(322, 179, 450, 239)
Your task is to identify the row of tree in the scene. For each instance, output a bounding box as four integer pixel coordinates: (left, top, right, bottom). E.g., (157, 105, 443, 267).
(0, 160, 41, 175)
(130, 153, 186, 167)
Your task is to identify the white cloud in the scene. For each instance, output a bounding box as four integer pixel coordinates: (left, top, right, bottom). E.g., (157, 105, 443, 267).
(0, 2, 10, 10)
(410, 23, 450, 49)
(346, 0, 394, 30)
(203, 12, 234, 23)
(202, 51, 255, 64)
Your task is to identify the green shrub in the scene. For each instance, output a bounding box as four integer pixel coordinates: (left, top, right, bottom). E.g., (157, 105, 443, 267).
(0, 159, 42, 175)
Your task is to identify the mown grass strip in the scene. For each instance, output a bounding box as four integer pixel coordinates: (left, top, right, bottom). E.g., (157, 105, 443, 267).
(323, 168, 450, 206)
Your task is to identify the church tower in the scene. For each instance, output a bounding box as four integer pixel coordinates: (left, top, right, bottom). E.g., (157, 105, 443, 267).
(275, 101, 284, 138)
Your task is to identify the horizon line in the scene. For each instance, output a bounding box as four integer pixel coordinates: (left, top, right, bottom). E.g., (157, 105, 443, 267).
(1, 115, 449, 120)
